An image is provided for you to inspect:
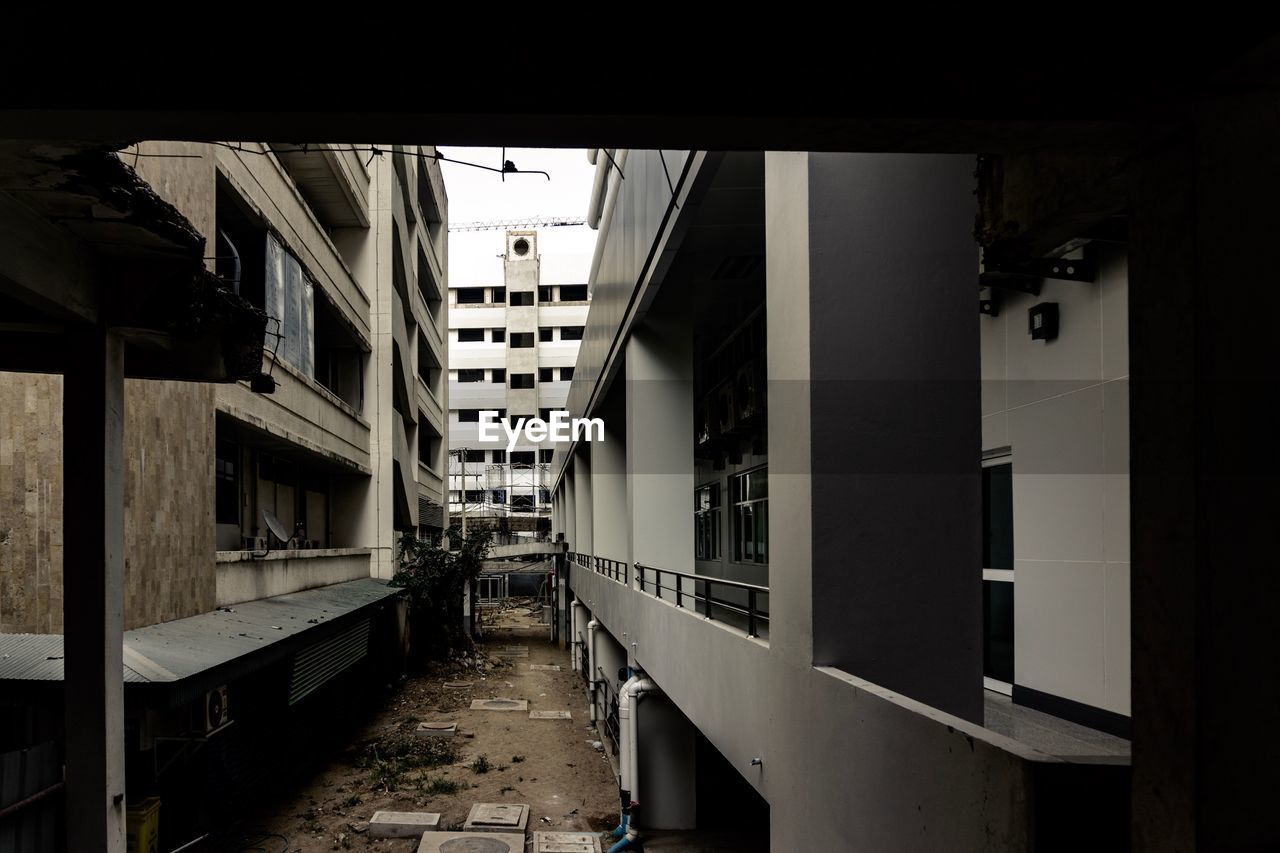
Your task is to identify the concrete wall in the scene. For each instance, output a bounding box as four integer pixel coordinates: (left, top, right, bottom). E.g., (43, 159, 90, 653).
(215, 547, 371, 606)
(981, 244, 1130, 716)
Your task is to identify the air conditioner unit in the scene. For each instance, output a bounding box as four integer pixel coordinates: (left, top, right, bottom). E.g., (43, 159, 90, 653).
(716, 382, 736, 435)
(204, 685, 229, 733)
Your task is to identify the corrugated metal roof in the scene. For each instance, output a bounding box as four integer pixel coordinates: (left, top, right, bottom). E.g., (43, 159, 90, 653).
(0, 578, 402, 686)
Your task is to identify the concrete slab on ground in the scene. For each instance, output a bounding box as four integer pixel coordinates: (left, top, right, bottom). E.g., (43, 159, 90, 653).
(530, 664, 561, 671)
(444, 681, 473, 689)
(416, 831, 526, 852)
(470, 698, 529, 711)
(533, 831, 603, 853)
(463, 802, 530, 833)
(415, 722, 458, 737)
(369, 810, 441, 838)
(529, 710, 572, 720)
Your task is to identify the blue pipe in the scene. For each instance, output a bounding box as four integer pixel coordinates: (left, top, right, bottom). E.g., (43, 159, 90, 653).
(611, 811, 629, 839)
(607, 835, 635, 853)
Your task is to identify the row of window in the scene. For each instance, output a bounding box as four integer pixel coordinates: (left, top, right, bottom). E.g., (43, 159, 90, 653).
(451, 489, 550, 506)
(454, 284, 588, 305)
(455, 367, 575, 384)
(457, 448, 554, 464)
(456, 326, 584, 344)
(694, 466, 768, 564)
(456, 408, 568, 424)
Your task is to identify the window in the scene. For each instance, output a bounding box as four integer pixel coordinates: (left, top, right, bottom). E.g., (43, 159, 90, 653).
(464, 449, 486, 464)
(491, 489, 506, 504)
(491, 287, 506, 304)
(456, 287, 484, 304)
(458, 409, 480, 423)
(491, 368, 506, 383)
(464, 490, 484, 503)
(538, 285, 554, 302)
(511, 450, 535, 465)
(731, 467, 768, 563)
(457, 328, 484, 342)
(491, 450, 506, 464)
(510, 333, 534, 348)
(983, 457, 1014, 687)
(561, 326, 584, 341)
(512, 494, 534, 509)
(539, 327, 553, 342)
(458, 369, 484, 383)
(539, 367, 554, 382)
(560, 284, 588, 301)
(538, 407, 555, 422)
(216, 440, 239, 526)
(560, 367, 574, 381)
(539, 448, 554, 463)
(695, 483, 721, 560)
(491, 328, 505, 343)
(510, 291, 534, 307)
(511, 373, 534, 389)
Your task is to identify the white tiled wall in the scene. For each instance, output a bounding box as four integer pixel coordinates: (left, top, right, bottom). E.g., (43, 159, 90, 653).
(981, 244, 1130, 715)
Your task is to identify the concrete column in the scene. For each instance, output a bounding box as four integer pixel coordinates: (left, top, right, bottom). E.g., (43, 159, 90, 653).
(573, 448, 594, 556)
(636, 692, 697, 830)
(772, 153, 983, 723)
(626, 289, 695, 587)
(564, 466, 577, 552)
(591, 382, 629, 562)
(1129, 97, 1280, 852)
(63, 326, 127, 853)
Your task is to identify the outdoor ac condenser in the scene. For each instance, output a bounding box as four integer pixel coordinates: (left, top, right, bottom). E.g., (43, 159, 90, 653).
(204, 685, 229, 733)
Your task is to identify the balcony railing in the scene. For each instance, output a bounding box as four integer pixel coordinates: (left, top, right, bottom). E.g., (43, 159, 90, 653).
(597, 666, 620, 756)
(635, 562, 770, 640)
(567, 552, 629, 585)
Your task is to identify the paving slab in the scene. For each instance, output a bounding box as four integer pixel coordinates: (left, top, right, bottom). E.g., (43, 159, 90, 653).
(415, 721, 458, 737)
(533, 831, 603, 853)
(416, 831, 525, 853)
(470, 698, 529, 711)
(463, 802, 530, 833)
(529, 710, 572, 720)
(443, 681, 473, 689)
(529, 664, 561, 671)
(369, 810, 441, 838)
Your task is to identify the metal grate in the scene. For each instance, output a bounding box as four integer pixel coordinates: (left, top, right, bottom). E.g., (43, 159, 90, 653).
(288, 618, 370, 705)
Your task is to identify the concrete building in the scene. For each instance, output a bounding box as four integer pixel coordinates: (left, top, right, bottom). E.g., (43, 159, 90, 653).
(552, 150, 1132, 850)
(447, 229, 588, 534)
(0, 141, 447, 849)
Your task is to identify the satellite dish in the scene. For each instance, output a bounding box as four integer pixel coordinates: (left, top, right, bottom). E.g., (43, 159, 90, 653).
(262, 509, 291, 546)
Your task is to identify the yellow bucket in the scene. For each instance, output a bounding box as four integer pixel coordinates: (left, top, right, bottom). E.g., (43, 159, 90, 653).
(125, 797, 161, 853)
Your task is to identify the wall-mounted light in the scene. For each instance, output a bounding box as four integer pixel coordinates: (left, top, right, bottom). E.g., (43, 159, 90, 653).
(1028, 302, 1059, 342)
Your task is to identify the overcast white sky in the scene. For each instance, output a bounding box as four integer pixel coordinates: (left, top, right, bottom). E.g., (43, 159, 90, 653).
(440, 147, 598, 288)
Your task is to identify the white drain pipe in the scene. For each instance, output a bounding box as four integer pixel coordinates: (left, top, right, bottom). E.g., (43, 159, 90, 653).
(570, 600, 584, 672)
(610, 673, 657, 851)
(587, 618, 601, 722)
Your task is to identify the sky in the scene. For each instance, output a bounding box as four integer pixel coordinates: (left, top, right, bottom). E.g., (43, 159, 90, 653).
(439, 147, 598, 287)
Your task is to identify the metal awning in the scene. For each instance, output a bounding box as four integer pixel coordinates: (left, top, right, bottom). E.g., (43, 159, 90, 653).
(0, 578, 404, 708)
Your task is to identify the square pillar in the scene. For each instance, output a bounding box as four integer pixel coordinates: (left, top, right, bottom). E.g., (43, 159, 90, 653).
(62, 326, 127, 853)
(573, 448, 593, 556)
(591, 381, 629, 563)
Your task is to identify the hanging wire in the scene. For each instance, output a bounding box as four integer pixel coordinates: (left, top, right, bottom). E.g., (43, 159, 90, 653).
(658, 150, 679, 210)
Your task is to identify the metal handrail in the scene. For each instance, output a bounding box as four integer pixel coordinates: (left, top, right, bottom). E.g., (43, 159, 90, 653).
(566, 551, 629, 586)
(576, 631, 589, 682)
(596, 666, 620, 755)
(633, 561, 770, 640)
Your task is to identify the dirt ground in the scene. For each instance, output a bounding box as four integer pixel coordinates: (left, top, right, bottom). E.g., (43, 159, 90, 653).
(244, 600, 619, 851)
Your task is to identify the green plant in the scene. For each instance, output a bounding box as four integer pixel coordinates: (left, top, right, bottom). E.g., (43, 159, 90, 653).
(511, 755, 525, 763)
(470, 754, 492, 774)
(420, 775, 464, 795)
(341, 793, 362, 808)
(392, 527, 492, 662)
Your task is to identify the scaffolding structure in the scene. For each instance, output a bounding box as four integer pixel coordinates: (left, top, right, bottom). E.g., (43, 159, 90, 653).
(449, 450, 552, 533)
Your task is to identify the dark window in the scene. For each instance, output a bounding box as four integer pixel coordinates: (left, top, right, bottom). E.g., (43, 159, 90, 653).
(982, 461, 1013, 570)
(216, 440, 239, 526)
(511, 451, 536, 465)
(510, 291, 534, 307)
(539, 448, 554, 463)
(560, 284, 588, 301)
(511, 373, 535, 389)
(538, 408, 554, 422)
(538, 285, 554, 302)
(512, 494, 534, 509)
(695, 483, 721, 560)
(491, 368, 506, 383)
(731, 467, 768, 564)
(458, 409, 480, 423)
(561, 326, 584, 341)
(560, 367, 575, 381)
(491, 328, 505, 343)
(464, 490, 485, 503)
(984, 580, 1015, 683)
(457, 328, 484, 342)
(492, 450, 507, 464)
(539, 327, 553, 342)
(458, 369, 483, 383)
(539, 367, 554, 382)
(491, 287, 506, 303)
(491, 489, 507, 504)
(464, 449, 485, 463)
(456, 287, 484, 304)
(510, 333, 534, 348)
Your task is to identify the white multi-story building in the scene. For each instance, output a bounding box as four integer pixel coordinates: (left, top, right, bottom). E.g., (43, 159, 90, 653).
(448, 230, 588, 533)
